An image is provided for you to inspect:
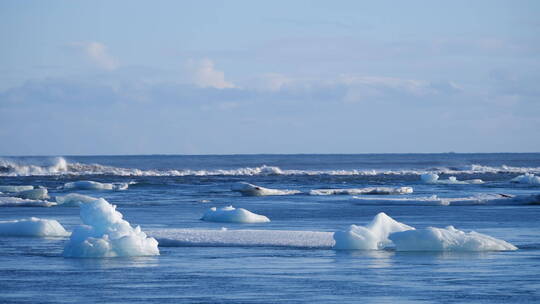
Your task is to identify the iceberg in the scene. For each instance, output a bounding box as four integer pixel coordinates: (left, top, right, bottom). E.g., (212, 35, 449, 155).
(62, 180, 129, 191)
(511, 173, 540, 185)
(333, 213, 414, 250)
(232, 182, 301, 196)
(63, 198, 159, 258)
(201, 206, 270, 223)
(0, 217, 69, 237)
(389, 226, 518, 251)
(310, 187, 413, 195)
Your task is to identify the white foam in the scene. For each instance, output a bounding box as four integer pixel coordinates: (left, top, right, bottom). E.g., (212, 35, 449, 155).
(0, 217, 69, 237)
(389, 226, 518, 251)
(62, 181, 129, 191)
(0, 157, 67, 176)
(56, 193, 99, 206)
(231, 182, 301, 196)
(333, 213, 414, 250)
(15, 188, 49, 200)
(511, 173, 540, 185)
(0, 196, 56, 207)
(63, 198, 159, 258)
(420, 173, 483, 184)
(201, 206, 270, 223)
(310, 187, 413, 196)
(0, 185, 34, 192)
(150, 229, 334, 248)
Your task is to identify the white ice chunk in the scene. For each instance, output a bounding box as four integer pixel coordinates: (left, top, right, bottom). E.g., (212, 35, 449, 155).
(511, 173, 540, 185)
(310, 187, 413, 195)
(0, 185, 34, 192)
(0, 217, 69, 237)
(16, 188, 49, 200)
(420, 173, 483, 184)
(201, 206, 271, 223)
(63, 180, 129, 191)
(56, 193, 99, 206)
(333, 212, 414, 250)
(63, 198, 159, 258)
(0, 196, 56, 207)
(389, 226, 518, 251)
(231, 182, 301, 196)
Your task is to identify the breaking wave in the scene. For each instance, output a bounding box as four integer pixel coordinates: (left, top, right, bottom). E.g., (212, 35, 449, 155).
(2, 157, 540, 177)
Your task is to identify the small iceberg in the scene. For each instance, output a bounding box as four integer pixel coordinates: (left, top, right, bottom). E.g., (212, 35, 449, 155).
(310, 187, 413, 196)
(333, 213, 414, 250)
(231, 182, 301, 196)
(421, 173, 483, 184)
(334, 213, 517, 251)
(63, 198, 159, 258)
(56, 193, 98, 206)
(0, 217, 69, 237)
(62, 180, 129, 191)
(511, 173, 540, 185)
(201, 206, 271, 223)
(389, 226, 518, 251)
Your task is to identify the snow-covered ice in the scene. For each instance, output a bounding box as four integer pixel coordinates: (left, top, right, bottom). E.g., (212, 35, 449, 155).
(0, 217, 69, 237)
(201, 206, 270, 223)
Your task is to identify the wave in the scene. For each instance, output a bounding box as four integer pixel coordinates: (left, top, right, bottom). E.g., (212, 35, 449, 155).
(2, 157, 540, 177)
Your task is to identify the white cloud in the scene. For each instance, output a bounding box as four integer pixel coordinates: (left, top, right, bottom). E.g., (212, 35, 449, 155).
(189, 59, 236, 89)
(71, 41, 118, 70)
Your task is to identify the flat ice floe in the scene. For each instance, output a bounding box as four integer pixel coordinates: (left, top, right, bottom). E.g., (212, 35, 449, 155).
(333, 213, 414, 250)
(150, 229, 334, 248)
(56, 193, 99, 206)
(0, 217, 69, 237)
(511, 173, 540, 185)
(389, 226, 518, 251)
(421, 173, 483, 184)
(15, 188, 49, 200)
(0, 185, 34, 192)
(352, 193, 517, 206)
(201, 206, 270, 223)
(310, 187, 413, 195)
(63, 198, 159, 258)
(0, 196, 56, 207)
(62, 180, 129, 191)
(232, 182, 301, 196)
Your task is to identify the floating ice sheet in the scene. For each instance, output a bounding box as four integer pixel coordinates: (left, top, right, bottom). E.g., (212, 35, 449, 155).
(0, 217, 69, 237)
(232, 182, 301, 196)
(201, 206, 270, 223)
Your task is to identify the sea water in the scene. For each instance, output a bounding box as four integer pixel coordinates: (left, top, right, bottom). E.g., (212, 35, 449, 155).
(0, 154, 539, 303)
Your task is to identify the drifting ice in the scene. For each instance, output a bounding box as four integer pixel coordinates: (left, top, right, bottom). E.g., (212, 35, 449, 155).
(511, 173, 540, 185)
(310, 187, 413, 195)
(232, 182, 301, 196)
(63, 181, 129, 191)
(201, 206, 271, 223)
(63, 198, 159, 258)
(56, 193, 99, 206)
(0, 217, 69, 237)
(421, 173, 483, 184)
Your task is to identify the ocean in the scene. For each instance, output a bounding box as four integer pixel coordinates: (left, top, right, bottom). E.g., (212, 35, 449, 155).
(1, 154, 539, 303)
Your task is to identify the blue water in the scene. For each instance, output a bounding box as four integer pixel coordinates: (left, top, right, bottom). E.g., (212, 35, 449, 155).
(1, 154, 539, 303)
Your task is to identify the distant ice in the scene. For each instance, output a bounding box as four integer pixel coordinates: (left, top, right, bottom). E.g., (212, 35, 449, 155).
(63, 198, 159, 258)
(511, 173, 540, 185)
(352, 193, 513, 206)
(0, 196, 56, 207)
(310, 187, 413, 196)
(56, 193, 98, 206)
(0, 185, 34, 192)
(389, 226, 518, 251)
(62, 180, 129, 191)
(201, 206, 270, 223)
(232, 182, 301, 196)
(15, 188, 49, 200)
(421, 173, 483, 184)
(333, 213, 414, 250)
(0, 217, 69, 237)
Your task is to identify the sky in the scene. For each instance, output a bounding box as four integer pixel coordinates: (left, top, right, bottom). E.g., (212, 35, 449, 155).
(1, 0, 539, 155)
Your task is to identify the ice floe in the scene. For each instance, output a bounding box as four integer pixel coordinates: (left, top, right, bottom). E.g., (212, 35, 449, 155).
(0, 217, 69, 237)
(0, 196, 56, 207)
(310, 187, 413, 196)
(63, 198, 159, 258)
(62, 180, 129, 191)
(232, 182, 301, 196)
(201, 206, 270, 223)
(15, 188, 49, 200)
(0, 185, 34, 192)
(56, 193, 99, 206)
(421, 173, 483, 184)
(511, 173, 540, 185)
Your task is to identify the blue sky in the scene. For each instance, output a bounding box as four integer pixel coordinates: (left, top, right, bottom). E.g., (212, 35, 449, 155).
(1, 0, 539, 155)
